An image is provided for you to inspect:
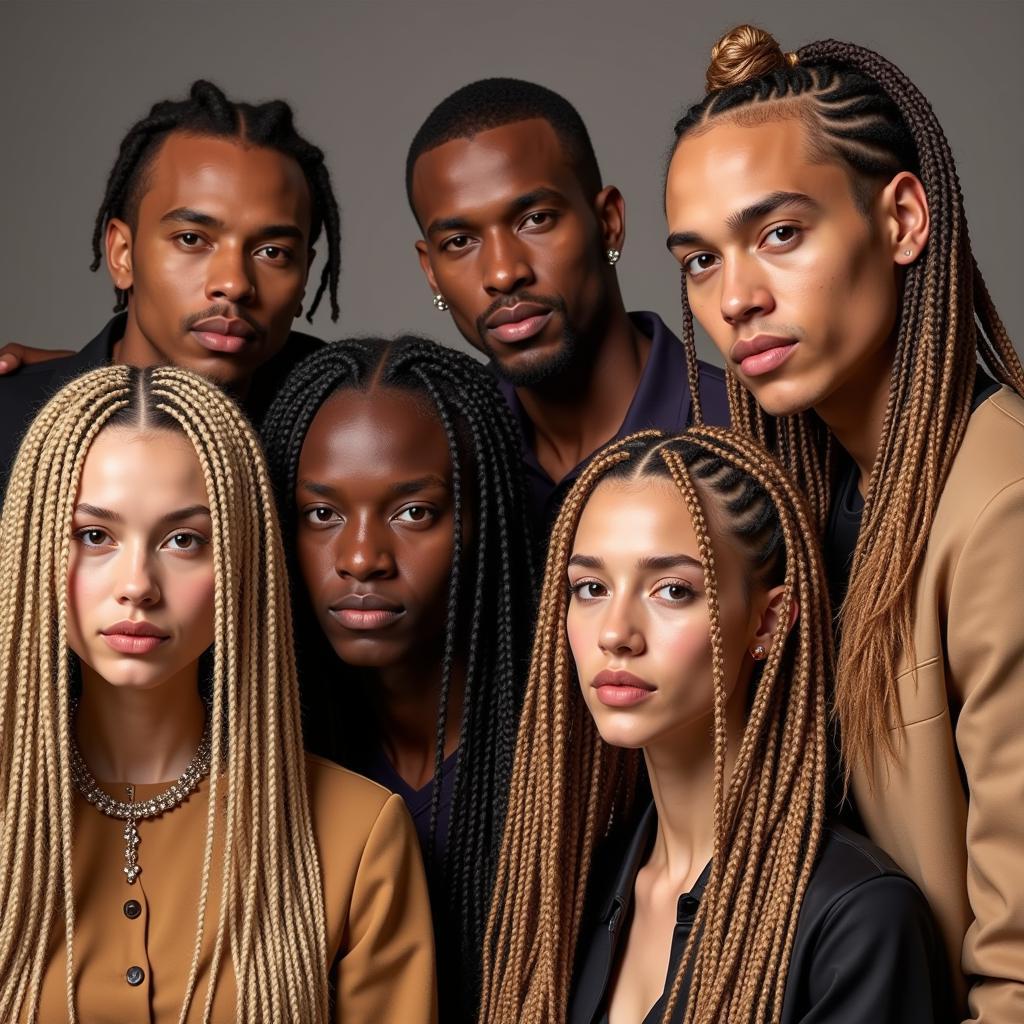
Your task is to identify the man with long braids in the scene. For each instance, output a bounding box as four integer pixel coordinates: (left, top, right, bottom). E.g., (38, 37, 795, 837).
(406, 79, 730, 537)
(664, 25, 1024, 1018)
(260, 336, 536, 1022)
(0, 78, 338, 495)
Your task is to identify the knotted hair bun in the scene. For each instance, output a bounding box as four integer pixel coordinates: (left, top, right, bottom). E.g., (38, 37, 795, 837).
(705, 24, 799, 93)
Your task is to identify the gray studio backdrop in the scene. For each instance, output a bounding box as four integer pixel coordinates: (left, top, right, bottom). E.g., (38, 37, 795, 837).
(2, 0, 1021, 365)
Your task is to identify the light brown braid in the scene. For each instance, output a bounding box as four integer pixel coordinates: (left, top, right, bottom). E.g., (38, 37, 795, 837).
(0, 365, 328, 1023)
(480, 427, 831, 1023)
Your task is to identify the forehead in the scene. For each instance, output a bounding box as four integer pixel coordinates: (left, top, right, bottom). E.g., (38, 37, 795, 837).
(299, 387, 452, 480)
(666, 116, 853, 226)
(411, 118, 583, 221)
(136, 132, 312, 231)
(78, 427, 207, 507)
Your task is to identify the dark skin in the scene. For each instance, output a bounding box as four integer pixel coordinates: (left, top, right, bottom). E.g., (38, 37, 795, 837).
(1, 133, 315, 395)
(295, 387, 466, 788)
(411, 118, 650, 484)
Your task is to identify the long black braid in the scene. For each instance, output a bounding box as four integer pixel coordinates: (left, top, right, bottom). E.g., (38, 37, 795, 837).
(260, 336, 536, 1022)
(90, 79, 341, 321)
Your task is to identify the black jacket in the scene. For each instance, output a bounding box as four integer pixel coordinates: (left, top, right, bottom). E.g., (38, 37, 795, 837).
(0, 314, 323, 498)
(570, 804, 952, 1024)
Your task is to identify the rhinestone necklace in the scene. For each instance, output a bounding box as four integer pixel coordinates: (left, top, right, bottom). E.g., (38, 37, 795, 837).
(69, 702, 212, 885)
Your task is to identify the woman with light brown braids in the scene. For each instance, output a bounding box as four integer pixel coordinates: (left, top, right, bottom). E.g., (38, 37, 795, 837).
(480, 428, 947, 1024)
(0, 365, 437, 1023)
(665, 25, 1024, 1021)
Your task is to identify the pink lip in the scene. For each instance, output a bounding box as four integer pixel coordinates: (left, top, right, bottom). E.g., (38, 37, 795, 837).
(329, 608, 405, 631)
(486, 304, 554, 344)
(102, 634, 166, 654)
(729, 335, 798, 378)
(190, 317, 257, 355)
(592, 669, 656, 708)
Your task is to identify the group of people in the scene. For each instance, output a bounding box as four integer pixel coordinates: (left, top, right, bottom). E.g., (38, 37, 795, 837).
(0, 22, 1020, 1024)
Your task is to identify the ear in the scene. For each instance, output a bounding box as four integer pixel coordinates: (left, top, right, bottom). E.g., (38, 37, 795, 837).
(106, 217, 134, 292)
(750, 584, 798, 657)
(594, 185, 625, 254)
(415, 239, 441, 295)
(880, 171, 930, 266)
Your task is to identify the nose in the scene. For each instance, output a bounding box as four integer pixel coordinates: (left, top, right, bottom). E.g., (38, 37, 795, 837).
(205, 242, 256, 305)
(482, 231, 534, 296)
(598, 597, 646, 658)
(117, 545, 161, 608)
(719, 253, 775, 326)
(333, 516, 397, 581)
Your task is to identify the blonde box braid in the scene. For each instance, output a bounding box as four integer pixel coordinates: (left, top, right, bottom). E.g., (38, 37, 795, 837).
(480, 427, 832, 1024)
(0, 365, 328, 1023)
(671, 25, 1024, 777)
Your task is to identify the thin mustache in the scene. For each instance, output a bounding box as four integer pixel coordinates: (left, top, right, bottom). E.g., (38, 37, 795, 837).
(183, 304, 264, 338)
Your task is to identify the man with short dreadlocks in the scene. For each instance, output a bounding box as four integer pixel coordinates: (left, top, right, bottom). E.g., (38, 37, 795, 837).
(665, 24, 1024, 1020)
(0, 78, 339, 497)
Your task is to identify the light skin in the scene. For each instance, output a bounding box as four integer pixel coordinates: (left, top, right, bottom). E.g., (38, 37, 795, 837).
(295, 388, 466, 788)
(0, 134, 315, 388)
(411, 118, 649, 484)
(566, 476, 790, 1024)
(665, 115, 930, 491)
(66, 426, 214, 785)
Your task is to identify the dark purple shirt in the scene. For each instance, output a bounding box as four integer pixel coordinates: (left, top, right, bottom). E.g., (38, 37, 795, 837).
(497, 311, 730, 536)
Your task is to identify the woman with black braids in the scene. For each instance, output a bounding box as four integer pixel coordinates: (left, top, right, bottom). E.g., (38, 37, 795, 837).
(0, 78, 339, 496)
(261, 335, 535, 1022)
(665, 25, 1024, 1018)
(481, 429, 947, 1024)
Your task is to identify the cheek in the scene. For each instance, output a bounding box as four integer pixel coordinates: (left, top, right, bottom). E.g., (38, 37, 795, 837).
(174, 567, 216, 644)
(66, 551, 109, 647)
(401, 533, 455, 604)
(297, 532, 334, 601)
(565, 602, 593, 668)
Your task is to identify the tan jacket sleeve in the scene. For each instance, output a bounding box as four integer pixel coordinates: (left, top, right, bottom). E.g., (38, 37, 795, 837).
(948, 477, 1024, 1023)
(334, 792, 438, 1024)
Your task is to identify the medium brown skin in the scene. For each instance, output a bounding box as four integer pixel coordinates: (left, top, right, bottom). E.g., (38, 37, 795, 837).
(411, 118, 649, 484)
(567, 478, 789, 1023)
(294, 388, 465, 788)
(665, 116, 929, 491)
(0, 134, 315, 392)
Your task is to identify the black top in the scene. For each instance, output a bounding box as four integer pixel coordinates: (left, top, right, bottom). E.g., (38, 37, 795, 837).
(570, 804, 951, 1024)
(497, 311, 730, 537)
(0, 313, 324, 498)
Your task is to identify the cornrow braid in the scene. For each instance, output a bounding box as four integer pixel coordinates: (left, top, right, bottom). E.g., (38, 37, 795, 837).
(260, 336, 536, 1022)
(481, 427, 831, 1024)
(90, 79, 341, 321)
(672, 29, 1024, 778)
(0, 366, 328, 1022)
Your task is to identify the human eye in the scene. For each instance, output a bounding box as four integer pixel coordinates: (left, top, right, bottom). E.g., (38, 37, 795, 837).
(761, 224, 802, 250)
(652, 580, 695, 603)
(441, 234, 474, 253)
(255, 244, 294, 265)
(161, 531, 209, 556)
(683, 252, 719, 279)
(520, 210, 557, 231)
(303, 505, 342, 527)
(392, 504, 438, 527)
(570, 578, 608, 601)
(173, 231, 208, 250)
(74, 527, 114, 549)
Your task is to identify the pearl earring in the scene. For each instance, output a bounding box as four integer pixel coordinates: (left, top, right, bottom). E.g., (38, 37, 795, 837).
(432, 293, 448, 312)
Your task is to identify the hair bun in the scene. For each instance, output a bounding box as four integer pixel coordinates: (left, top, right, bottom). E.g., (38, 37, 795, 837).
(706, 24, 799, 93)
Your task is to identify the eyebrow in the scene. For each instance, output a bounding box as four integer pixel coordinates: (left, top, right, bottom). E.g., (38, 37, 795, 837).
(161, 207, 304, 241)
(426, 187, 566, 236)
(568, 553, 702, 571)
(297, 476, 449, 500)
(666, 191, 821, 250)
(73, 503, 211, 525)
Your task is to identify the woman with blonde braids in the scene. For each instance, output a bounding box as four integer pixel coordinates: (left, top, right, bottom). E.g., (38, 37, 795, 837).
(0, 365, 437, 1023)
(665, 25, 1024, 1018)
(480, 428, 947, 1024)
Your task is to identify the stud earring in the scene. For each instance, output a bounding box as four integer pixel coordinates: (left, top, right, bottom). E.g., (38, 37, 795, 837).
(606, 248, 621, 266)
(432, 293, 448, 312)
(751, 644, 767, 661)
(904, 249, 913, 257)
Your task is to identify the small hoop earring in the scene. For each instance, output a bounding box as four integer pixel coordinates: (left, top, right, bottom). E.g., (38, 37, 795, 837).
(751, 644, 767, 661)
(606, 248, 621, 266)
(432, 293, 448, 312)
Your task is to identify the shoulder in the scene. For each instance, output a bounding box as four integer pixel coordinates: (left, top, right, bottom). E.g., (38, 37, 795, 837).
(304, 752, 397, 829)
(696, 358, 729, 427)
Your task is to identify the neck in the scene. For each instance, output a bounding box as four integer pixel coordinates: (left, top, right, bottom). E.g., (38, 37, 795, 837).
(641, 677, 746, 888)
(814, 341, 896, 495)
(515, 299, 649, 484)
(75, 662, 206, 784)
(371, 656, 465, 789)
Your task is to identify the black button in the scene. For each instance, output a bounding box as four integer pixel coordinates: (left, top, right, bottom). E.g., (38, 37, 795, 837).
(123, 900, 141, 920)
(125, 965, 145, 986)
(676, 894, 700, 922)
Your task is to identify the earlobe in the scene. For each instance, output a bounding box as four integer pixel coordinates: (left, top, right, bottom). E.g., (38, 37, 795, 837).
(595, 185, 626, 254)
(106, 218, 134, 291)
(885, 171, 930, 265)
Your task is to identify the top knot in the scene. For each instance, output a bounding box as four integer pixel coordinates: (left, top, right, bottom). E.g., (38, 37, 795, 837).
(706, 25, 799, 93)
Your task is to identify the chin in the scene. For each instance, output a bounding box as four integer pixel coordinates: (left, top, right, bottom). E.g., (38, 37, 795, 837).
(741, 376, 819, 418)
(590, 713, 654, 752)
